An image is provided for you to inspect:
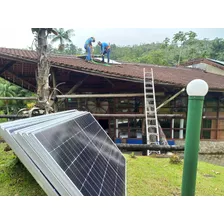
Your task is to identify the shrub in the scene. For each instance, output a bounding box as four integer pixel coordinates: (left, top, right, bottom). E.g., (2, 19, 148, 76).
(169, 154, 182, 164)
(129, 152, 136, 159)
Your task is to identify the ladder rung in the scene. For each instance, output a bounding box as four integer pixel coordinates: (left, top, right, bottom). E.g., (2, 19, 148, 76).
(149, 133, 159, 136)
(147, 121, 156, 124)
(147, 107, 155, 110)
(146, 100, 154, 103)
(147, 117, 156, 120)
(146, 87, 153, 90)
(146, 104, 155, 106)
(148, 125, 157, 128)
(147, 122, 157, 125)
(146, 93, 153, 95)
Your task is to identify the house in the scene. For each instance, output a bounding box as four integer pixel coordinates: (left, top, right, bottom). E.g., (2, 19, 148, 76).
(0, 48, 224, 151)
(183, 58, 224, 76)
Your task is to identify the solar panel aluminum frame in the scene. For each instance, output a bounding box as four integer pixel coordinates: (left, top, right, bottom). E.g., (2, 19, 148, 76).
(12, 111, 88, 196)
(0, 110, 79, 196)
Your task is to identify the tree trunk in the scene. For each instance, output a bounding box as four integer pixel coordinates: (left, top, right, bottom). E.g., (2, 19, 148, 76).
(36, 29, 52, 113)
(177, 47, 182, 66)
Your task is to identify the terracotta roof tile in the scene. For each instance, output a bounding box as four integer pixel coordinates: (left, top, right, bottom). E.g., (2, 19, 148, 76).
(1, 48, 224, 90)
(0, 47, 37, 60)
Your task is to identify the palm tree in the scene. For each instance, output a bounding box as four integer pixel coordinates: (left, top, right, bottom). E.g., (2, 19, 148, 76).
(31, 28, 58, 113)
(49, 28, 75, 52)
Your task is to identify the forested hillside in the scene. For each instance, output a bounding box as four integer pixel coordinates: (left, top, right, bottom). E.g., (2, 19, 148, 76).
(93, 31, 224, 66)
(48, 30, 224, 66)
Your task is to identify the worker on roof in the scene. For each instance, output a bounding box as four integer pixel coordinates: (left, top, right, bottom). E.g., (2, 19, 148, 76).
(84, 37, 95, 62)
(97, 41, 111, 63)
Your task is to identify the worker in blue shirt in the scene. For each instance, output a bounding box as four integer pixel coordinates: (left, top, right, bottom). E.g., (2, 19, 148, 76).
(97, 41, 111, 63)
(84, 37, 95, 61)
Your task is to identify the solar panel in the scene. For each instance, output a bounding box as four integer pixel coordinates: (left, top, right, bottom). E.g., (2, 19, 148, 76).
(0, 110, 79, 195)
(0, 110, 126, 196)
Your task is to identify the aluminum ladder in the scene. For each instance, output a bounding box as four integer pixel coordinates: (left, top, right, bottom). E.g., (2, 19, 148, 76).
(143, 68, 160, 155)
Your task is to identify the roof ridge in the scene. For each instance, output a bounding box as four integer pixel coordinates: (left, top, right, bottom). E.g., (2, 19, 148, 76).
(0, 47, 81, 58)
(0, 47, 36, 53)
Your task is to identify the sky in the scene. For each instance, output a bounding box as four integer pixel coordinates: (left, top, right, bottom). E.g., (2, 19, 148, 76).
(1, 28, 224, 50)
(1, 1, 223, 50)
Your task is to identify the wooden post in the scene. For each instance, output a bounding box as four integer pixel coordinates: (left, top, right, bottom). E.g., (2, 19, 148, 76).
(142, 118, 145, 135)
(0, 97, 37, 100)
(56, 93, 145, 99)
(52, 70, 58, 112)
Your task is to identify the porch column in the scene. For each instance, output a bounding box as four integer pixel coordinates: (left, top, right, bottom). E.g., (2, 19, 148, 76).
(115, 119, 119, 138)
(171, 119, 175, 139)
(179, 119, 184, 139)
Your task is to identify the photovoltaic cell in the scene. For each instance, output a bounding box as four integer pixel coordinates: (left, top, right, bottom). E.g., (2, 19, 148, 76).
(0, 110, 126, 196)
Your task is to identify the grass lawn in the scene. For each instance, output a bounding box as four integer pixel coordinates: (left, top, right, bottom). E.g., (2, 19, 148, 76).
(126, 154, 224, 196)
(0, 143, 223, 196)
(0, 143, 46, 196)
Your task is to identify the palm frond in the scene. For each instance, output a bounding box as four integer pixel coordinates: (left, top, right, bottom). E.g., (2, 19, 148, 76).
(66, 29, 75, 36)
(50, 36, 61, 43)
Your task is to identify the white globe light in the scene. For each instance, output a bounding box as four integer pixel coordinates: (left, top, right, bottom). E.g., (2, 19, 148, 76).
(186, 79, 209, 96)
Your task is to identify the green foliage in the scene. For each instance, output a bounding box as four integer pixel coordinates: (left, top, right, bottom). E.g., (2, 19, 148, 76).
(129, 152, 136, 159)
(93, 30, 224, 66)
(169, 154, 182, 164)
(139, 49, 169, 65)
(0, 143, 46, 196)
(49, 28, 75, 52)
(0, 78, 35, 115)
(49, 43, 83, 55)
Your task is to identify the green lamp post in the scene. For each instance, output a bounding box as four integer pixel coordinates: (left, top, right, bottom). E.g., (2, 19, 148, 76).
(181, 79, 209, 196)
